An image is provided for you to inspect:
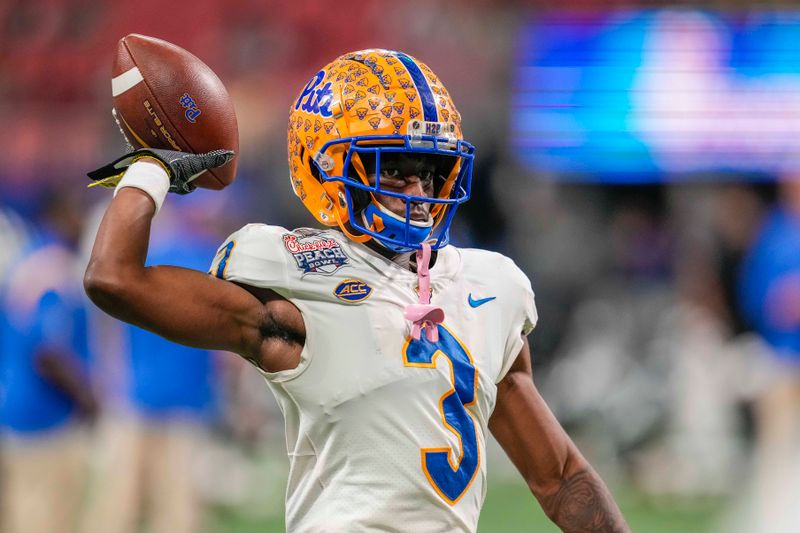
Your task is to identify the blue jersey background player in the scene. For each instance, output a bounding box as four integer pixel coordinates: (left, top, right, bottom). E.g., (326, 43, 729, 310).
(0, 195, 96, 533)
(82, 203, 221, 533)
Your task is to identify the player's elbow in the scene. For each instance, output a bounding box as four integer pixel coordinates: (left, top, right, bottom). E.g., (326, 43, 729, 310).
(83, 261, 131, 311)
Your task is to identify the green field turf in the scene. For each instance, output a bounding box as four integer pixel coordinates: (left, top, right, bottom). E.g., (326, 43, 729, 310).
(209, 479, 726, 532)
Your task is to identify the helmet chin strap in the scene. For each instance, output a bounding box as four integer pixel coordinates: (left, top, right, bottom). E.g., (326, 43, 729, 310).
(361, 200, 433, 252)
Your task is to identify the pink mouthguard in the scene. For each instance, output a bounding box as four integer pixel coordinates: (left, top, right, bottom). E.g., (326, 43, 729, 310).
(404, 242, 445, 342)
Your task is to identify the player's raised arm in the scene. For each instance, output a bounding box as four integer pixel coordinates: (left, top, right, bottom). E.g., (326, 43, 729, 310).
(489, 336, 631, 532)
(84, 152, 266, 359)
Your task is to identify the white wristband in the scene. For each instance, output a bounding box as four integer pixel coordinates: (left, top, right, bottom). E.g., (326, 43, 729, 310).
(114, 160, 170, 214)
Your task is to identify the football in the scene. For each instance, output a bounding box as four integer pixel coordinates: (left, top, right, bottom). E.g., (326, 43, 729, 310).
(111, 34, 238, 189)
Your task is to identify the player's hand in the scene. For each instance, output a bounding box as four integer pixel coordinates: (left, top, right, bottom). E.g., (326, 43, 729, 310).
(87, 148, 235, 195)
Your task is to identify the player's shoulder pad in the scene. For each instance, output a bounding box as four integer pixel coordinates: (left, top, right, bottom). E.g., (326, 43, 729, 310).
(460, 247, 538, 334)
(209, 223, 290, 288)
(459, 248, 534, 290)
(501, 254, 537, 335)
(502, 254, 535, 298)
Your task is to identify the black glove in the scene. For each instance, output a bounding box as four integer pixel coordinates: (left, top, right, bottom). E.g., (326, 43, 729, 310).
(87, 148, 235, 195)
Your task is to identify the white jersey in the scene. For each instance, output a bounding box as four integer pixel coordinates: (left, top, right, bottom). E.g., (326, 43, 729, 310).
(210, 224, 537, 533)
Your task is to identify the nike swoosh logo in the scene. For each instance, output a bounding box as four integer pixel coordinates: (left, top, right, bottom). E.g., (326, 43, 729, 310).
(468, 294, 496, 308)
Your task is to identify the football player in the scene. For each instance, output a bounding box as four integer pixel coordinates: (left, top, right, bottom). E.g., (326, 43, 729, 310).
(85, 50, 629, 532)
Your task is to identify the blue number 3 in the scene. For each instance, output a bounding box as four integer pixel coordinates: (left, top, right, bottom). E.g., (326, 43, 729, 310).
(403, 324, 480, 504)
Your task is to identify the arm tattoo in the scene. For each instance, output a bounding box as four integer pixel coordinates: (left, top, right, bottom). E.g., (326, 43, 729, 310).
(540, 468, 630, 533)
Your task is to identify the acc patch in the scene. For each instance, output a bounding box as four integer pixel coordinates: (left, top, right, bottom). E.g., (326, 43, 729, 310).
(334, 279, 372, 303)
(283, 232, 348, 275)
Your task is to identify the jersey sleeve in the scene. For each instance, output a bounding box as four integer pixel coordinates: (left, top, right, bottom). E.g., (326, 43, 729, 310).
(209, 224, 291, 292)
(496, 258, 538, 383)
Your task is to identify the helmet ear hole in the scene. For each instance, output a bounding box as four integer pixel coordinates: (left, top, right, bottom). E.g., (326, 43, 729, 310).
(309, 160, 322, 181)
(345, 183, 371, 213)
(345, 152, 372, 212)
(300, 145, 324, 183)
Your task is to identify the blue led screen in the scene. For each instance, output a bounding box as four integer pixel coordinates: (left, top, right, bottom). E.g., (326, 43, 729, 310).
(512, 11, 800, 181)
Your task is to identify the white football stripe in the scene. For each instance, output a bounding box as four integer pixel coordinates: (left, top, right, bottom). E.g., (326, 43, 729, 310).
(111, 67, 144, 97)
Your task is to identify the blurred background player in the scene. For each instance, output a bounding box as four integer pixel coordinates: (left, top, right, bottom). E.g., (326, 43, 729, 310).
(736, 174, 800, 533)
(81, 199, 224, 533)
(0, 192, 97, 533)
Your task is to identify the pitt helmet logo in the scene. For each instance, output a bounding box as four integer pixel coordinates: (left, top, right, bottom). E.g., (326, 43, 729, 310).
(295, 70, 333, 118)
(334, 279, 373, 303)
